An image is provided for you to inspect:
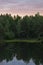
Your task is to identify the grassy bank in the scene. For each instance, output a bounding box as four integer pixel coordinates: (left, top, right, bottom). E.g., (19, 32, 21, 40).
(0, 39, 42, 43)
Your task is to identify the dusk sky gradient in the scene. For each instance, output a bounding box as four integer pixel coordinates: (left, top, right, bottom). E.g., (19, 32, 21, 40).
(0, 0, 43, 16)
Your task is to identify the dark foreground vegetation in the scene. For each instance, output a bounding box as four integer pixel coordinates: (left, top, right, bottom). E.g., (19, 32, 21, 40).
(0, 13, 43, 40)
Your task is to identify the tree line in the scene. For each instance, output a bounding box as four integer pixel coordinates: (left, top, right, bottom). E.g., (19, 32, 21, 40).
(0, 13, 43, 40)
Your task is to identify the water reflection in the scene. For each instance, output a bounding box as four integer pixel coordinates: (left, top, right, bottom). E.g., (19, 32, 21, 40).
(0, 42, 43, 65)
(0, 57, 35, 65)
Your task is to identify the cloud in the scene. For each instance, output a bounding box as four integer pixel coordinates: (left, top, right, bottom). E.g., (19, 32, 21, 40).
(0, 0, 43, 16)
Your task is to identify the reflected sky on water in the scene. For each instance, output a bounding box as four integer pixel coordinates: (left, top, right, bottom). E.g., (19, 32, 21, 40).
(0, 57, 35, 65)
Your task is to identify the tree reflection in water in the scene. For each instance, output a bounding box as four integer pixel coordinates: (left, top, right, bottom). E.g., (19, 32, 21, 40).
(0, 42, 43, 65)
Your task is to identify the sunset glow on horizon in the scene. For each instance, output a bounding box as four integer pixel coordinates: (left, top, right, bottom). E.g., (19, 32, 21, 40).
(0, 0, 43, 16)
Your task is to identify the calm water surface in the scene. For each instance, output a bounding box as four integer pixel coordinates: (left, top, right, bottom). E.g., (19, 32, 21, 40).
(0, 42, 43, 65)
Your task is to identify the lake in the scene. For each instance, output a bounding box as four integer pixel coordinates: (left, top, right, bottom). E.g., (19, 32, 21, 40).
(0, 42, 43, 65)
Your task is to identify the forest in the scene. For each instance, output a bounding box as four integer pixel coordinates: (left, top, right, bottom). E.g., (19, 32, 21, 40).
(0, 13, 43, 40)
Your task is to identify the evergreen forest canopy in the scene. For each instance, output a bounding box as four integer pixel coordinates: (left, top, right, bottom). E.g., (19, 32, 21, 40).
(0, 13, 43, 40)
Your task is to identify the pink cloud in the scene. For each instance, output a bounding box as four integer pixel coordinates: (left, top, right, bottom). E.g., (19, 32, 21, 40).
(0, 0, 43, 16)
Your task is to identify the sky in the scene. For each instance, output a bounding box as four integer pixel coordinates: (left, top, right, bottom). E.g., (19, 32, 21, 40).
(0, 0, 43, 16)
